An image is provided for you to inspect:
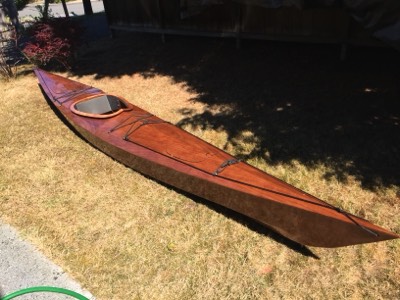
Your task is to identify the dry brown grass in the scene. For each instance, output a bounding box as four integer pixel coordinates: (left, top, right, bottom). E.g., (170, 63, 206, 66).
(1, 34, 400, 299)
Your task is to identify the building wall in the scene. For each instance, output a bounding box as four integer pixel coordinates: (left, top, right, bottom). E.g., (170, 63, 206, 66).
(103, 0, 379, 46)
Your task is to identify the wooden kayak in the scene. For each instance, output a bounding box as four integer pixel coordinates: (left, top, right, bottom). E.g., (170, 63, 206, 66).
(34, 69, 399, 248)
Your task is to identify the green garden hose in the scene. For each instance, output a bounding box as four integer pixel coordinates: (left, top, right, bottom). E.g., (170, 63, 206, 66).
(1, 286, 89, 300)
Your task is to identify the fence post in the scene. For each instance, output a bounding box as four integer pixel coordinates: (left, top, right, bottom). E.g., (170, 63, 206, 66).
(235, 2, 242, 49)
(157, 0, 166, 43)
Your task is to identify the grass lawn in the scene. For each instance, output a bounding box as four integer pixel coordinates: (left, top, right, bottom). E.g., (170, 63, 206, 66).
(1, 33, 399, 299)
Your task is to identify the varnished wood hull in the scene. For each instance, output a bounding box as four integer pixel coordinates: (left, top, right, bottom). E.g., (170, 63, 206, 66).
(34, 69, 399, 247)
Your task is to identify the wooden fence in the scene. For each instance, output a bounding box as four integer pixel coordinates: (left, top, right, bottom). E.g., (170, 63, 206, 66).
(103, 0, 379, 47)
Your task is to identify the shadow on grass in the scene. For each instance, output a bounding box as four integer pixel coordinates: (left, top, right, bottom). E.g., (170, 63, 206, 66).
(73, 33, 400, 190)
(185, 192, 320, 258)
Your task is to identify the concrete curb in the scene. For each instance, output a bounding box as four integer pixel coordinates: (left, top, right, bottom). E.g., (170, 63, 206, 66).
(0, 222, 95, 300)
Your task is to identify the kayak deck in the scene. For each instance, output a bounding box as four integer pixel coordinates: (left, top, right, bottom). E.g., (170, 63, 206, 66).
(34, 69, 399, 248)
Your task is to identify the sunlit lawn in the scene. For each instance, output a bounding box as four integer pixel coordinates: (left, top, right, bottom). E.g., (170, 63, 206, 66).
(1, 33, 399, 299)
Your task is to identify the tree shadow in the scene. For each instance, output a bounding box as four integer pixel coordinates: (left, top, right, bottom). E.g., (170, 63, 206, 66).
(73, 33, 400, 190)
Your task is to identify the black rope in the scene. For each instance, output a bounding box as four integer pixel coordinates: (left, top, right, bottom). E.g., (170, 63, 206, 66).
(37, 70, 57, 101)
(332, 207, 378, 236)
(108, 113, 153, 133)
(36, 70, 97, 105)
(120, 127, 378, 237)
(124, 119, 169, 140)
(55, 87, 95, 104)
(213, 159, 241, 175)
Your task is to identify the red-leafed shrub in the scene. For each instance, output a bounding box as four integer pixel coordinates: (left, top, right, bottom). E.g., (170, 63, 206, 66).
(23, 18, 83, 69)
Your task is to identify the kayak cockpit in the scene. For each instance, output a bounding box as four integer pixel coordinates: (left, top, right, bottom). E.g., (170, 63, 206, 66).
(71, 95, 132, 118)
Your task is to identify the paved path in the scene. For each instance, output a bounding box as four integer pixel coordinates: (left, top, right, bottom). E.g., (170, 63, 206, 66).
(0, 222, 95, 299)
(1, 4, 106, 298)
(19, 0, 105, 19)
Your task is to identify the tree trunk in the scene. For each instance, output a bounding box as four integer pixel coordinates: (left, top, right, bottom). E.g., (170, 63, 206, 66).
(82, 0, 93, 15)
(43, 0, 50, 20)
(0, 4, 5, 35)
(61, 0, 69, 18)
(0, 0, 19, 31)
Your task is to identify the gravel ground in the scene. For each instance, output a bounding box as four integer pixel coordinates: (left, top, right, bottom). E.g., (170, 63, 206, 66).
(0, 222, 95, 299)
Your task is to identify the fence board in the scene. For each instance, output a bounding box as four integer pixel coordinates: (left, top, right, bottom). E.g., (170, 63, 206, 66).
(103, 0, 381, 46)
